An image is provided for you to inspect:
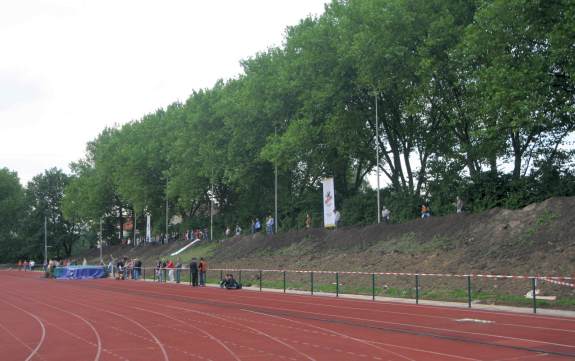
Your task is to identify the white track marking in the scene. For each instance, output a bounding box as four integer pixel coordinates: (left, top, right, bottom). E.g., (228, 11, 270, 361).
(7, 292, 103, 361)
(7, 274, 575, 359)
(0, 299, 46, 361)
(53, 297, 169, 361)
(92, 280, 575, 335)
(130, 306, 242, 361)
(241, 309, 415, 361)
(167, 305, 317, 361)
(184, 288, 575, 327)
(109, 284, 573, 351)
(210, 311, 481, 361)
(0, 321, 45, 359)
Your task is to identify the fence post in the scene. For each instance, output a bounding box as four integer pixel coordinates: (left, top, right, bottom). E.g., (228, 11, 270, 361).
(143, 267, 146, 281)
(372, 273, 376, 301)
(336, 272, 339, 297)
(259, 270, 262, 291)
(467, 275, 472, 308)
(532, 277, 537, 314)
(283, 271, 286, 293)
(311, 271, 314, 295)
(415, 274, 420, 305)
(220, 270, 223, 281)
(239, 270, 242, 284)
(153, 268, 156, 282)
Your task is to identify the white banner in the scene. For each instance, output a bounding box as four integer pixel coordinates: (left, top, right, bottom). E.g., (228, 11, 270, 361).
(146, 214, 151, 243)
(322, 177, 335, 228)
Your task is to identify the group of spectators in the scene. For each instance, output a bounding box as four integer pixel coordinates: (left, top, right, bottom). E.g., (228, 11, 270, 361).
(153, 257, 208, 287)
(111, 257, 142, 280)
(16, 259, 36, 271)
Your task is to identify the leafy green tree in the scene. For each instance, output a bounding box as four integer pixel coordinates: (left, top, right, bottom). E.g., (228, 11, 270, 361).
(0, 168, 26, 262)
(24, 168, 77, 259)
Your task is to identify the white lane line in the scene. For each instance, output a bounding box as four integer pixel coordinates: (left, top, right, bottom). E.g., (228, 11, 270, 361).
(0, 321, 47, 360)
(0, 299, 46, 361)
(241, 309, 415, 361)
(8, 292, 103, 361)
(214, 311, 480, 361)
(53, 297, 169, 361)
(167, 305, 317, 361)
(131, 306, 242, 361)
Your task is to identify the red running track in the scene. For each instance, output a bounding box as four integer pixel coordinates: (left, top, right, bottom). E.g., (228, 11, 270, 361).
(0, 271, 574, 361)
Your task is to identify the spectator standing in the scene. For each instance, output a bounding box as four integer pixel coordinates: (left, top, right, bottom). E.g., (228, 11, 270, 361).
(189, 258, 199, 287)
(334, 209, 341, 228)
(456, 196, 464, 214)
(155, 259, 162, 282)
(305, 213, 312, 229)
(266, 215, 274, 235)
(29, 260, 35, 270)
(421, 204, 431, 219)
(175, 258, 182, 283)
(235, 224, 242, 236)
(250, 219, 256, 234)
(134, 258, 142, 280)
(381, 206, 391, 223)
(225, 226, 231, 238)
(167, 259, 175, 282)
(255, 218, 262, 233)
(199, 257, 208, 287)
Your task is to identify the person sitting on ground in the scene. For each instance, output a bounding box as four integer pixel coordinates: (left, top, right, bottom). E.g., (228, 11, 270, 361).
(220, 274, 242, 289)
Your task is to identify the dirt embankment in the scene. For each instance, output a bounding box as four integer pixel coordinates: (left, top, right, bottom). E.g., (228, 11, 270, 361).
(211, 197, 575, 277)
(84, 197, 575, 278)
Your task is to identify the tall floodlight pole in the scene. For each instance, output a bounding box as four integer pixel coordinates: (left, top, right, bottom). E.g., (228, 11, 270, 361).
(375, 92, 381, 224)
(99, 217, 103, 264)
(274, 126, 278, 233)
(133, 209, 137, 246)
(165, 178, 169, 242)
(44, 216, 48, 265)
(210, 183, 214, 241)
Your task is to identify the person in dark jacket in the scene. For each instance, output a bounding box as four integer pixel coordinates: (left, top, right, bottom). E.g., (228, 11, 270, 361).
(220, 274, 242, 289)
(189, 258, 199, 287)
(134, 259, 142, 280)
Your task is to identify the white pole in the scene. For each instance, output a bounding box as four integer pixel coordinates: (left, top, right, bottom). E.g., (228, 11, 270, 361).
(44, 216, 48, 265)
(274, 126, 278, 233)
(375, 92, 380, 224)
(99, 217, 103, 264)
(133, 209, 137, 246)
(210, 183, 213, 241)
(165, 178, 169, 243)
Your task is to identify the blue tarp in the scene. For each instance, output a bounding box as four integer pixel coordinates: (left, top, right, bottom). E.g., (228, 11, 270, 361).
(54, 266, 108, 279)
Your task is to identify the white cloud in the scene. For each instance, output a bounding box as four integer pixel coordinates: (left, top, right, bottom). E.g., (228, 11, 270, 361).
(0, 0, 327, 185)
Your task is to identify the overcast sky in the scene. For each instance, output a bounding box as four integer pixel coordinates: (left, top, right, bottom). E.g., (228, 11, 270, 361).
(0, 0, 328, 186)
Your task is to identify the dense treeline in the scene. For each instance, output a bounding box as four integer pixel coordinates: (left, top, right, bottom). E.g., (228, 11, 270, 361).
(1, 0, 574, 261)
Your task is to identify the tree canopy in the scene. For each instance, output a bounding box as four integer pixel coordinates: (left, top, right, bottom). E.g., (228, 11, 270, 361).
(1, 0, 573, 261)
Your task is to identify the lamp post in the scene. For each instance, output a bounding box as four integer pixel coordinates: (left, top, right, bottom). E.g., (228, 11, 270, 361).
(165, 178, 169, 243)
(99, 217, 103, 264)
(44, 216, 48, 265)
(274, 125, 278, 233)
(370, 90, 381, 224)
(210, 183, 214, 241)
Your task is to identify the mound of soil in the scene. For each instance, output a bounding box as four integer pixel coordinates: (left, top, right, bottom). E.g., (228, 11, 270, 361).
(83, 197, 575, 285)
(213, 197, 574, 277)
